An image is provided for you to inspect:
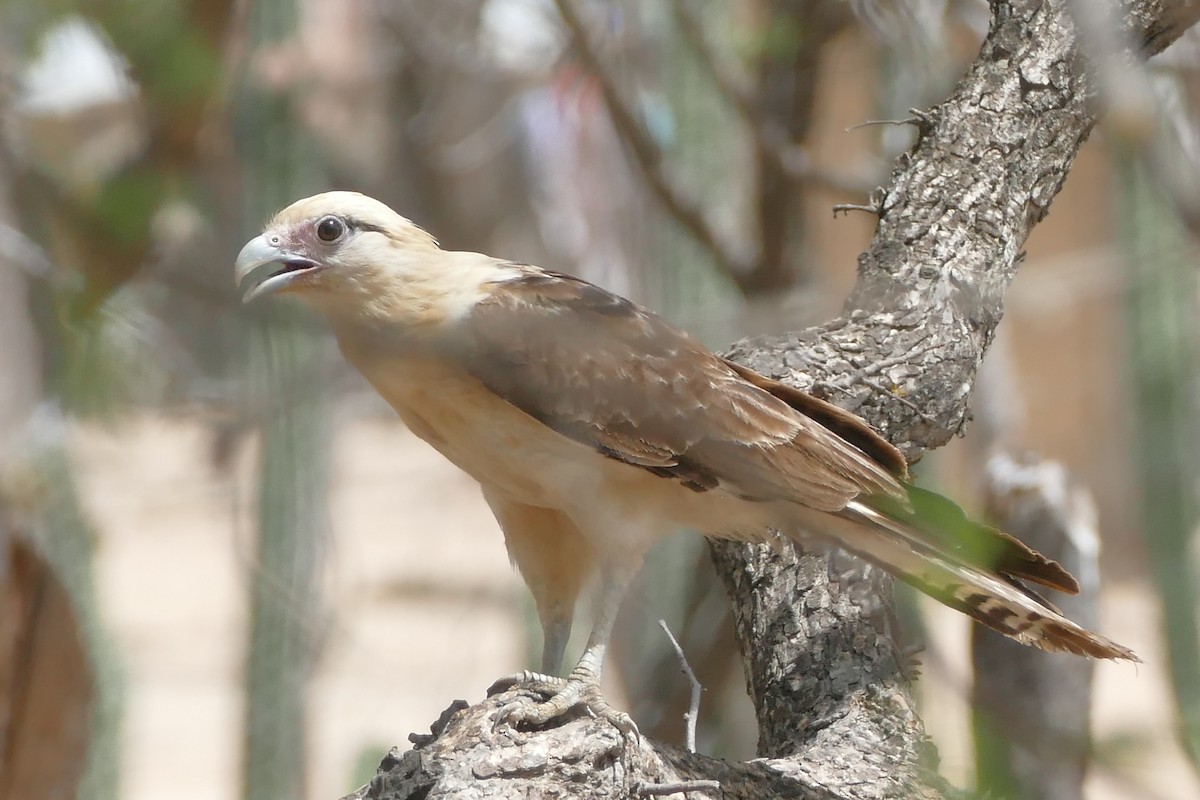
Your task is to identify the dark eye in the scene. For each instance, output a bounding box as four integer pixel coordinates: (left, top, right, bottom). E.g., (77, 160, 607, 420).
(316, 216, 345, 242)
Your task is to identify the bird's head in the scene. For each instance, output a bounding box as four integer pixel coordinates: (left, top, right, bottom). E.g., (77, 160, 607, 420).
(234, 191, 451, 323)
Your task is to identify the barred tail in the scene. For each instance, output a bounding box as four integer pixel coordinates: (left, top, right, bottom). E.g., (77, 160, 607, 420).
(794, 497, 1138, 661)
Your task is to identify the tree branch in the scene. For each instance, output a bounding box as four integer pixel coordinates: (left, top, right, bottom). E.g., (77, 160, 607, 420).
(342, 695, 848, 800)
(725, 0, 1197, 458)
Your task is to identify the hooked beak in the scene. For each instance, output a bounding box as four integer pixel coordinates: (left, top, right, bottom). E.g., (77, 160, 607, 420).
(234, 235, 321, 303)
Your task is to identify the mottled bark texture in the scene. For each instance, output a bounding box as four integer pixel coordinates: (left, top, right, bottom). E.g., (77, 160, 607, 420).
(342, 697, 850, 800)
(354, 1, 1200, 798)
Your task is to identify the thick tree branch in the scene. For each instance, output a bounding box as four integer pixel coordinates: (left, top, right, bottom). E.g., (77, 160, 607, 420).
(355, 1, 1199, 799)
(343, 696, 849, 800)
(726, 0, 1197, 458)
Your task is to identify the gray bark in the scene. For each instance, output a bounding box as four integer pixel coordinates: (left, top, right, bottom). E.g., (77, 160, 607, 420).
(352, 1, 1200, 798)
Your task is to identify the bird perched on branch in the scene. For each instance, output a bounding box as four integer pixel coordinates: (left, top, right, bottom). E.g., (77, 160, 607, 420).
(235, 191, 1136, 732)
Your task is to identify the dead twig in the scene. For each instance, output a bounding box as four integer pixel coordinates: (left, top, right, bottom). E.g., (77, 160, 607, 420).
(657, 620, 702, 754)
(832, 202, 881, 217)
(846, 117, 923, 131)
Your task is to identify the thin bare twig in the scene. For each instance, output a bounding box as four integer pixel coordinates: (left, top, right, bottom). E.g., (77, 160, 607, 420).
(845, 117, 923, 131)
(831, 202, 881, 216)
(552, 0, 758, 288)
(657, 620, 701, 753)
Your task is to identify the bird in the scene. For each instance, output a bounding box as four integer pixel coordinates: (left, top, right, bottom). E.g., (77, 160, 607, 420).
(234, 191, 1136, 732)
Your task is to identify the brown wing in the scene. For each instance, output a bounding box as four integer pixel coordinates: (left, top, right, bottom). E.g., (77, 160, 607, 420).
(719, 358, 909, 479)
(454, 267, 905, 511)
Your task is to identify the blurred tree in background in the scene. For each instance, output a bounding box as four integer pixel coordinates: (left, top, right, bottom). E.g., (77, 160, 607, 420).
(0, 1, 1198, 799)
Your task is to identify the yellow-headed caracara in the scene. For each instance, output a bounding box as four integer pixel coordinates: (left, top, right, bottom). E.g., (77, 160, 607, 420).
(235, 191, 1135, 732)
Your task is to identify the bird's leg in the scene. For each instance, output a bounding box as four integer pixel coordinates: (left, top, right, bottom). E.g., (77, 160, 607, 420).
(492, 560, 638, 736)
(481, 491, 592, 680)
(487, 614, 571, 697)
(541, 615, 571, 676)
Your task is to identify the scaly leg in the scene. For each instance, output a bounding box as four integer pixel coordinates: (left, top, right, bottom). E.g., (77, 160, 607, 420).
(492, 559, 640, 737)
(540, 616, 571, 676)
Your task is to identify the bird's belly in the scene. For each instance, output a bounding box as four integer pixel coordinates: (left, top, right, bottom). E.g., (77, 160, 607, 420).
(410, 398, 775, 546)
(414, 407, 597, 507)
(348, 354, 778, 548)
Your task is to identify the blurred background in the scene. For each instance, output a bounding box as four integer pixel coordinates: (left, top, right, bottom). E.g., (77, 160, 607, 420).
(1, 1, 1199, 799)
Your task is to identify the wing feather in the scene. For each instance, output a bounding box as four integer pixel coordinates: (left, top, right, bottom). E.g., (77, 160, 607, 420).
(454, 267, 904, 511)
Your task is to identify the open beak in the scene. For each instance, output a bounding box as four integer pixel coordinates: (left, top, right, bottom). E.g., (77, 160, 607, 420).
(234, 235, 321, 303)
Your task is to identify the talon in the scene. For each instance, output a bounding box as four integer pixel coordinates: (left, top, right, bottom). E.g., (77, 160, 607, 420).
(492, 697, 535, 733)
(489, 672, 638, 739)
(612, 710, 641, 742)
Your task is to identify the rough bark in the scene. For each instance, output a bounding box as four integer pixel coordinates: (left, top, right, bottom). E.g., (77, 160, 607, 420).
(342, 697, 850, 800)
(353, 1, 1200, 798)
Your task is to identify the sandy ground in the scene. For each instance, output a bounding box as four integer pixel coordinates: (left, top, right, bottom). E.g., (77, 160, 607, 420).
(69, 413, 1199, 799)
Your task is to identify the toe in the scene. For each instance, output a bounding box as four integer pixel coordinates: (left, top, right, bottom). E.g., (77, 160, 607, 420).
(486, 673, 523, 696)
(607, 709, 640, 741)
(490, 676, 638, 739)
(487, 671, 569, 697)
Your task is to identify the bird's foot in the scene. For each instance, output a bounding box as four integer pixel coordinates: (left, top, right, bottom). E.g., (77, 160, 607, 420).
(487, 670, 568, 697)
(488, 669, 639, 740)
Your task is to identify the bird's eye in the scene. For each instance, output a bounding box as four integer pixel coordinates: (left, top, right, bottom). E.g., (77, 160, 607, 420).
(316, 216, 345, 243)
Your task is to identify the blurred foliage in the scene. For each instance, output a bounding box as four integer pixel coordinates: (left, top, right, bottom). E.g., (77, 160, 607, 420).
(4, 0, 230, 308)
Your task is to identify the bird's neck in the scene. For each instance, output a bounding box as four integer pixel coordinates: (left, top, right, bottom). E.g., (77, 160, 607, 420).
(314, 248, 524, 364)
(323, 305, 439, 366)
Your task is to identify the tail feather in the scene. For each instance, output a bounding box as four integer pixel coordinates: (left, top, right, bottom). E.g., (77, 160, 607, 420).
(869, 485, 1080, 594)
(800, 500, 1138, 661)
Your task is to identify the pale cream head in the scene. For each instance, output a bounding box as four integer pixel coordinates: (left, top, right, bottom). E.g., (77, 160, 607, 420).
(234, 191, 441, 312)
(235, 191, 527, 331)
